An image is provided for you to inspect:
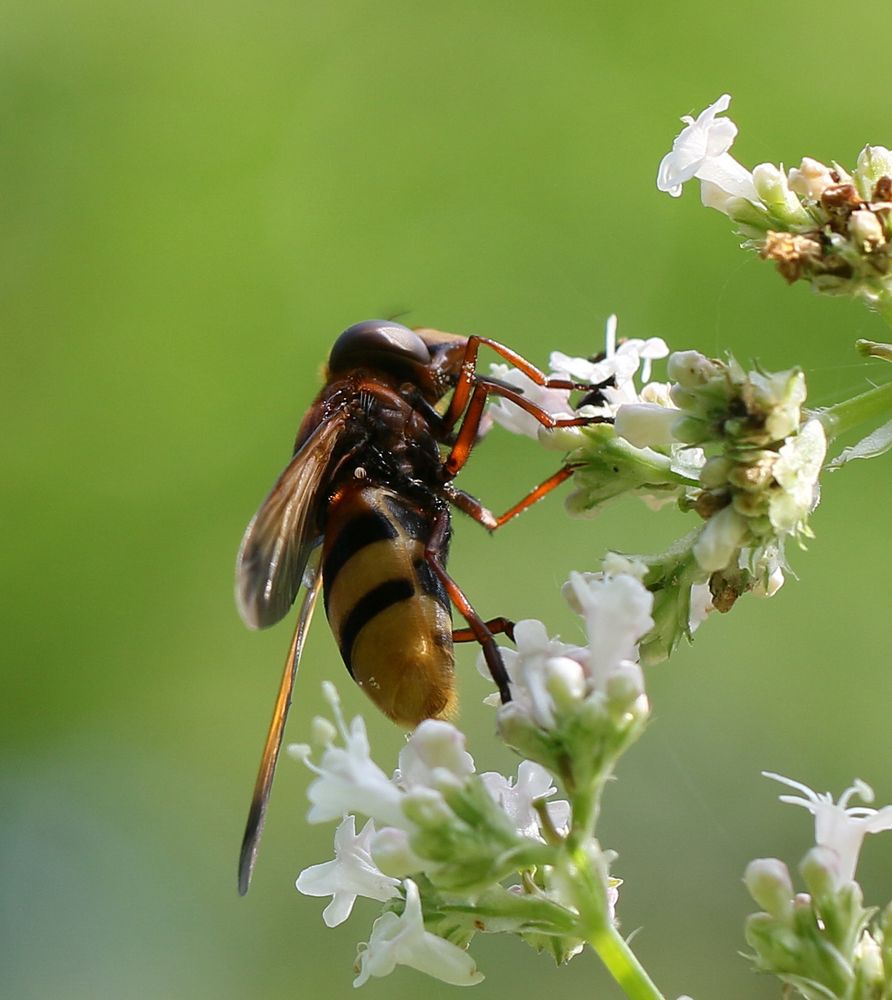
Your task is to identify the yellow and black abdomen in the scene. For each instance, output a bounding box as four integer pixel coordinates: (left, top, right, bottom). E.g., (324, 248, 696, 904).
(321, 483, 456, 727)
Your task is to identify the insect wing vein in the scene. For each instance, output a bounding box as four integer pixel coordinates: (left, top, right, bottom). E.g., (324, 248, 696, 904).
(236, 412, 348, 629)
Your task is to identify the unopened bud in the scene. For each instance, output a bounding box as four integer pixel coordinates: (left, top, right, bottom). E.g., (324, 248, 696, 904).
(699, 455, 733, 489)
(371, 827, 424, 877)
(800, 845, 841, 897)
(848, 209, 885, 250)
(744, 858, 793, 920)
(614, 403, 679, 448)
(788, 157, 835, 200)
(544, 656, 587, 711)
(752, 163, 811, 225)
(668, 351, 718, 387)
(401, 786, 453, 827)
(854, 145, 892, 200)
(855, 931, 884, 988)
(693, 505, 749, 571)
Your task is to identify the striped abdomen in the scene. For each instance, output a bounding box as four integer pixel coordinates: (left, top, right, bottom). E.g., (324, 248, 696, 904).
(321, 483, 455, 726)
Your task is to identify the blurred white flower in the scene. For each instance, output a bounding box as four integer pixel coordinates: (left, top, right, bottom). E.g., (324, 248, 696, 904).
(395, 719, 476, 793)
(564, 570, 653, 691)
(656, 94, 758, 206)
(768, 419, 826, 535)
(486, 365, 574, 439)
(481, 761, 570, 839)
(296, 816, 400, 927)
(290, 684, 405, 828)
(765, 772, 892, 888)
(353, 880, 485, 987)
(478, 618, 588, 728)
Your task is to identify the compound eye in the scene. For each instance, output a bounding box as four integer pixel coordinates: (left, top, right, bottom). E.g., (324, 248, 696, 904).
(328, 320, 431, 375)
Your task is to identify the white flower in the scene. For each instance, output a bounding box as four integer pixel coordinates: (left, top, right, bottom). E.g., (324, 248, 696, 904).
(657, 94, 758, 206)
(296, 816, 400, 927)
(768, 419, 826, 535)
(395, 720, 475, 793)
(353, 879, 485, 987)
(290, 684, 405, 828)
(478, 618, 587, 728)
(765, 772, 892, 888)
(487, 363, 574, 439)
(489, 316, 669, 442)
(481, 761, 570, 839)
(564, 570, 653, 691)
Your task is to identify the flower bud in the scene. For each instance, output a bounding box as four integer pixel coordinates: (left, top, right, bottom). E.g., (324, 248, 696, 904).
(544, 655, 587, 711)
(614, 403, 679, 448)
(854, 144, 892, 200)
(401, 787, 454, 827)
(693, 506, 749, 571)
(371, 827, 425, 877)
(848, 209, 885, 250)
(744, 858, 793, 920)
(788, 157, 835, 200)
(799, 845, 840, 898)
(752, 163, 811, 225)
(667, 351, 718, 387)
(854, 931, 884, 988)
(699, 455, 733, 488)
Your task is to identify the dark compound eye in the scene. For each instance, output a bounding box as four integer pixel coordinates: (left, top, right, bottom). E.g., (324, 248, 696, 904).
(328, 320, 431, 375)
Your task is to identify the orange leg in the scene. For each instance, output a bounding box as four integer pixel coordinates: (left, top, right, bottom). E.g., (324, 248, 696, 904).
(425, 507, 512, 703)
(453, 617, 515, 643)
(443, 378, 609, 478)
(440, 335, 601, 431)
(444, 467, 576, 531)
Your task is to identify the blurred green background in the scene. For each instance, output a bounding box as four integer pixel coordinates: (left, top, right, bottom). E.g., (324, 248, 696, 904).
(4, 1, 892, 998)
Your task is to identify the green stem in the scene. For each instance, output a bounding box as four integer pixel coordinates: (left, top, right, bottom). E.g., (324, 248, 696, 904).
(570, 849, 666, 1000)
(587, 923, 666, 1000)
(814, 379, 892, 441)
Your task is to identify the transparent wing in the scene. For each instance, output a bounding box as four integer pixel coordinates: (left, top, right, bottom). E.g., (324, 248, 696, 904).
(236, 412, 348, 629)
(238, 564, 323, 895)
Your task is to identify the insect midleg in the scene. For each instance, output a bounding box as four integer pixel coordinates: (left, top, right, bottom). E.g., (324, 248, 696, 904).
(440, 335, 604, 431)
(452, 617, 515, 643)
(424, 507, 512, 704)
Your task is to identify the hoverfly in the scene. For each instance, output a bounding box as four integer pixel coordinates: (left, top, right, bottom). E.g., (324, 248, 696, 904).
(235, 319, 609, 893)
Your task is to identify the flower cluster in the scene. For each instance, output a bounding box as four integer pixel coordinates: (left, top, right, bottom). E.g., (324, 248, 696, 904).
(292, 569, 656, 988)
(478, 569, 652, 790)
(658, 95, 892, 321)
(618, 351, 826, 594)
(744, 774, 892, 999)
(488, 321, 827, 663)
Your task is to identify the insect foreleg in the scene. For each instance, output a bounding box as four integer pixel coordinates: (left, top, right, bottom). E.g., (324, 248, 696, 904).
(440, 335, 611, 431)
(443, 378, 609, 478)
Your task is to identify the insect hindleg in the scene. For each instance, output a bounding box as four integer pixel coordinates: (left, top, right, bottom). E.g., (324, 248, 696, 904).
(452, 617, 515, 643)
(425, 507, 512, 704)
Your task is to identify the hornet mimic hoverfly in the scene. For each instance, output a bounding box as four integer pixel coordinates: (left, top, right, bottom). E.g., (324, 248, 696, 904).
(235, 319, 609, 894)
